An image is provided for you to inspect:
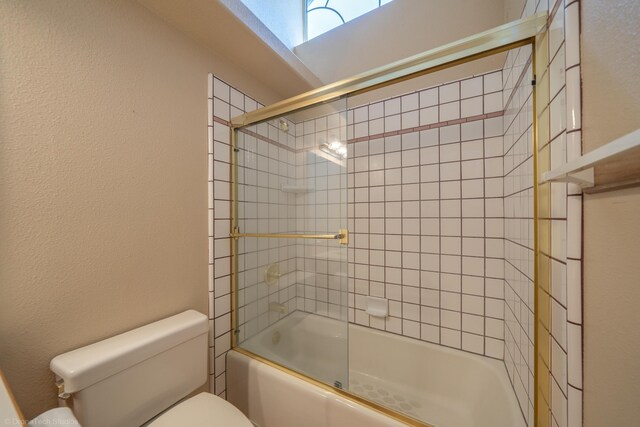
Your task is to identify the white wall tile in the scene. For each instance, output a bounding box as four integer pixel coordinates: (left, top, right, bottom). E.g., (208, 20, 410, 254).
(564, 2, 580, 68)
(440, 101, 460, 121)
(439, 82, 460, 103)
(484, 92, 503, 113)
(566, 259, 582, 324)
(419, 106, 439, 125)
(567, 386, 582, 427)
(565, 66, 581, 131)
(401, 93, 419, 112)
(484, 72, 502, 93)
(567, 323, 582, 388)
(461, 77, 483, 99)
(384, 97, 401, 115)
(461, 97, 483, 118)
(419, 88, 438, 108)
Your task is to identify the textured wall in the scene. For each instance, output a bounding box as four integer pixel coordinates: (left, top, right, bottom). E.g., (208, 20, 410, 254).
(581, 0, 640, 153)
(0, 0, 276, 418)
(581, 1, 640, 425)
(583, 189, 640, 427)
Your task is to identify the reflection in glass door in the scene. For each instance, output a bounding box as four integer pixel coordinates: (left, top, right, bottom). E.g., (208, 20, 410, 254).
(232, 98, 349, 389)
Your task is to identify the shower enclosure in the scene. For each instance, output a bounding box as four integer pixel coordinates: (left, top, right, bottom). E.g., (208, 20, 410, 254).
(226, 13, 551, 427)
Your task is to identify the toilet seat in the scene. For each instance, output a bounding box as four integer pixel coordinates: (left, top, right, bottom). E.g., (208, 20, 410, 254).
(148, 392, 253, 426)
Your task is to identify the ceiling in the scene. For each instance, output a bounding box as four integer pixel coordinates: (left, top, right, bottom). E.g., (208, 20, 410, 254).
(136, 0, 525, 108)
(135, 0, 320, 102)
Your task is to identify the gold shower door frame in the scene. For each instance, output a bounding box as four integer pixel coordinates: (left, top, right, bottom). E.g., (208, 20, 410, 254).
(227, 12, 552, 427)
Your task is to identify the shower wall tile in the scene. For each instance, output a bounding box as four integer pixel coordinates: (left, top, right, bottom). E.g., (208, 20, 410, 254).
(502, 42, 535, 425)
(502, 0, 583, 425)
(340, 70, 506, 359)
(234, 104, 299, 342)
(208, 74, 298, 399)
(207, 74, 220, 396)
(293, 115, 349, 320)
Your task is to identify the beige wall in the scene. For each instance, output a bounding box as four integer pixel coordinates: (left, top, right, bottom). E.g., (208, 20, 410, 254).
(581, 1, 640, 426)
(136, 0, 320, 98)
(295, 0, 507, 86)
(583, 189, 640, 426)
(0, 0, 276, 419)
(503, 0, 525, 22)
(581, 0, 640, 153)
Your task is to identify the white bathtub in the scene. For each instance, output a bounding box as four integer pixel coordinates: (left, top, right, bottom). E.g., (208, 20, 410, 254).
(228, 311, 525, 427)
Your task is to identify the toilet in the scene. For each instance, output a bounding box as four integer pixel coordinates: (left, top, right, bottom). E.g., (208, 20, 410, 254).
(45, 310, 252, 427)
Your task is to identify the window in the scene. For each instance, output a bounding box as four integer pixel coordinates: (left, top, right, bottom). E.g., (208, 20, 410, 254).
(305, 0, 394, 41)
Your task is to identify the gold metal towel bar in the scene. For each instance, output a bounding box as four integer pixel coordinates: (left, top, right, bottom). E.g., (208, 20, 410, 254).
(230, 228, 349, 245)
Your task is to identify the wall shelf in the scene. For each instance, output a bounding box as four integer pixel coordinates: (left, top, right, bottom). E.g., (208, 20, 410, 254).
(542, 129, 640, 193)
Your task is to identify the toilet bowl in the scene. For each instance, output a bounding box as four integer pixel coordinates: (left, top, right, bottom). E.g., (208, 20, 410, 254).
(30, 391, 252, 427)
(46, 310, 251, 427)
(147, 392, 252, 427)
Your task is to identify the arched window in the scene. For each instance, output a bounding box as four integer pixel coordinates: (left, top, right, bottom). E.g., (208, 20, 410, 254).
(305, 0, 395, 41)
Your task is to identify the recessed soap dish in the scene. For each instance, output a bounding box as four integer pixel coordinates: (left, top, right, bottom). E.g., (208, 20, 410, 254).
(366, 296, 388, 318)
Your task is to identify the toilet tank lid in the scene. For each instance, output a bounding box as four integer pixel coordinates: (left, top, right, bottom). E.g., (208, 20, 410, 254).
(51, 310, 208, 393)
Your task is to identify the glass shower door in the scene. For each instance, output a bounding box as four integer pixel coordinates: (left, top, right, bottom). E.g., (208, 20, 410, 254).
(232, 98, 349, 389)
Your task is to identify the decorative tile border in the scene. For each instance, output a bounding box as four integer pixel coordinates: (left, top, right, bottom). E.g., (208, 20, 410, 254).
(347, 111, 504, 144)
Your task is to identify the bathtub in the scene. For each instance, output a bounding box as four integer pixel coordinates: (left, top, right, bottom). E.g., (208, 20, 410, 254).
(227, 311, 525, 427)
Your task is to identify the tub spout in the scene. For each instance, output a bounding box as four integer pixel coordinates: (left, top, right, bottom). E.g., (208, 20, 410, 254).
(269, 302, 288, 314)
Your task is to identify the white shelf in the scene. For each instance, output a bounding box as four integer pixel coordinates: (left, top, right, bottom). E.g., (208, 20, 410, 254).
(542, 129, 640, 192)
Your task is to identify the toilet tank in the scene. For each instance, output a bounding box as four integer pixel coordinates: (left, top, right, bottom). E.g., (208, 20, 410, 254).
(51, 310, 209, 427)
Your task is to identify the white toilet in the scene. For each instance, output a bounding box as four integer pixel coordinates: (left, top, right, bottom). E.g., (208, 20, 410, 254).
(44, 310, 252, 427)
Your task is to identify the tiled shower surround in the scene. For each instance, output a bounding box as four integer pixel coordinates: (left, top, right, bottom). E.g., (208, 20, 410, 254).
(536, 1, 583, 427)
(499, 1, 584, 426)
(344, 70, 507, 359)
(208, 1, 583, 423)
(502, 42, 536, 424)
(207, 79, 302, 397)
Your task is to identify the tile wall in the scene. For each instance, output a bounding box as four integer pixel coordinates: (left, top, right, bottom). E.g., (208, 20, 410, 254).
(208, 76, 301, 396)
(208, 80, 349, 396)
(502, 42, 536, 425)
(292, 109, 349, 319)
(338, 71, 509, 358)
(233, 116, 302, 342)
(534, 0, 583, 427)
(208, 70, 512, 395)
(208, 75, 243, 397)
(502, 0, 583, 426)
